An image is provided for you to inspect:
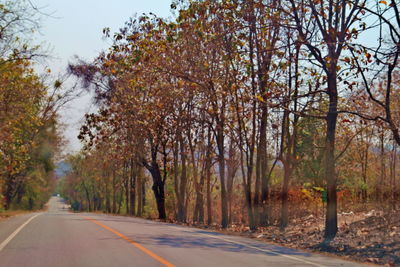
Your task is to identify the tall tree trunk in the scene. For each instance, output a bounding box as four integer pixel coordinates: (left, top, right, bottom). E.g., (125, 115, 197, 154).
(259, 106, 270, 226)
(124, 161, 130, 215)
(3, 176, 16, 210)
(142, 181, 146, 212)
(112, 170, 117, 214)
(226, 142, 238, 224)
(324, 72, 338, 242)
(125, 174, 130, 214)
(280, 104, 291, 229)
(129, 159, 136, 216)
(177, 137, 188, 222)
(391, 141, 397, 209)
(377, 131, 386, 201)
(193, 164, 205, 224)
(105, 183, 111, 213)
(216, 119, 228, 228)
(189, 120, 207, 224)
(280, 153, 293, 229)
(144, 159, 166, 220)
(254, 148, 261, 226)
(280, 43, 299, 230)
(117, 189, 123, 214)
(362, 141, 369, 202)
(82, 181, 92, 212)
(206, 166, 212, 225)
(193, 183, 205, 223)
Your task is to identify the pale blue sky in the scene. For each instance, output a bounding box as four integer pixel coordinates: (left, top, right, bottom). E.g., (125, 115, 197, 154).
(33, 0, 172, 68)
(30, 0, 173, 153)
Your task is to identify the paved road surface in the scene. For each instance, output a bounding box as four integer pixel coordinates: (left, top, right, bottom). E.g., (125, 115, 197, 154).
(0, 197, 367, 267)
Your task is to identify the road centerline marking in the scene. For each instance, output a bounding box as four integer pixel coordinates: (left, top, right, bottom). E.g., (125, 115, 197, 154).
(0, 213, 41, 252)
(81, 216, 175, 267)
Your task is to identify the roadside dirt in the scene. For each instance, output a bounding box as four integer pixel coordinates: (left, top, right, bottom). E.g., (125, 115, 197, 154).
(0, 210, 30, 221)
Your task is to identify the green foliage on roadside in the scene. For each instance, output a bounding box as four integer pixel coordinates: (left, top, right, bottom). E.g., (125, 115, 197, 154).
(0, 1, 61, 211)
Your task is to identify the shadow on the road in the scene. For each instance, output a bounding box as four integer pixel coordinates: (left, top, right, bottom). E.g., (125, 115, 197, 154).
(138, 233, 312, 257)
(74, 223, 313, 257)
(68, 215, 314, 257)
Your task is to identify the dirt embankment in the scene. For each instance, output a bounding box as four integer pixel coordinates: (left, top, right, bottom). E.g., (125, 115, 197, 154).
(253, 211, 398, 266)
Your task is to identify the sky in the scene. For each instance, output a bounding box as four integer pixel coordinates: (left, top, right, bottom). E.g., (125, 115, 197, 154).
(31, 0, 173, 154)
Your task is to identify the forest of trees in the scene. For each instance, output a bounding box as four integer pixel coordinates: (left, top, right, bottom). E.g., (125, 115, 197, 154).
(0, 1, 63, 211)
(59, 0, 400, 243)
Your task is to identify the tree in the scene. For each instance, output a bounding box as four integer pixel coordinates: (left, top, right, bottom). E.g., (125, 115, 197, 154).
(287, 0, 367, 241)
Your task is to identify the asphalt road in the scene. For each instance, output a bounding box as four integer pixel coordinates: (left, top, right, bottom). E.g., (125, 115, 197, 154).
(0, 197, 367, 267)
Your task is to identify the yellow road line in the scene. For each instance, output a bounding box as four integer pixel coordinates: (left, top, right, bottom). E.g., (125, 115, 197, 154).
(82, 216, 175, 267)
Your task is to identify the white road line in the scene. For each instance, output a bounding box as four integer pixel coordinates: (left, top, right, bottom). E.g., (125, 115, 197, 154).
(171, 226, 327, 267)
(0, 213, 41, 251)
